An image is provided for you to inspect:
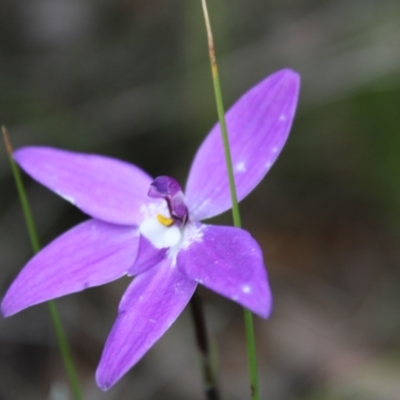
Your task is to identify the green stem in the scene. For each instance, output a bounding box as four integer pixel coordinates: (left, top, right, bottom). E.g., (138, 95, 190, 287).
(47, 301, 83, 400)
(199, 3, 260, 399)
(244, 307, 259, 399)
(190, 290, 221, 400)
(2, 126, 84, 400)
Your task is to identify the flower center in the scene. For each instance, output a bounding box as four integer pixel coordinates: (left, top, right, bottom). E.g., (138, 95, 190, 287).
(148, 176, 188, 227)
(139, 176, 189, 249)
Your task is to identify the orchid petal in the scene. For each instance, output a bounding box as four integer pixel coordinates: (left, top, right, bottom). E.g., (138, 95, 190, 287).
(185, 69, 300, 221)
(177, 224, 272, 318)
(1, 219, 139, 317)
(127, 235, 166, 276)
(14, 146, 156, 225)
(96, 260, 196, 390)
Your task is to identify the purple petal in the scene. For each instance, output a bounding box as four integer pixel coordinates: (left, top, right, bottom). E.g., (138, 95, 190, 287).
(127, 235, 167, 276)
(14, 146, 155, 225)
(1, 219, 139, 317)
(185, 69, 300, 221)
(177, 224, 272, 318)
(96, 260, 196, 390)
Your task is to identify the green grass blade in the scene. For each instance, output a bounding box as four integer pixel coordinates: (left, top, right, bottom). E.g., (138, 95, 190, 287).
(2, 126, 84, 400)
(199, 3, 260, 399)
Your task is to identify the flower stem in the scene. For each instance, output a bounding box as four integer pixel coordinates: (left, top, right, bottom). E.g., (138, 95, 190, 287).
(2, 126, 84, 400)
(199, 2, 260, 399)
(189, 290, 220, 400)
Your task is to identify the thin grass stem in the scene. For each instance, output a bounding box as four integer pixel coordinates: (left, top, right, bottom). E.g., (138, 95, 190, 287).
(199, 2, 260, 399)
(190, 290, 220, 400)
(2, 126, 84, 400)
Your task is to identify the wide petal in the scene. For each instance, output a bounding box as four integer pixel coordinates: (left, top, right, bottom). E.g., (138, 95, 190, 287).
(14, 146, 155, 225)
(185, 69, 300, 221)
(177, 224, 272, 318)
(96, 260, 197, 390)
(1, 219, 139, 317)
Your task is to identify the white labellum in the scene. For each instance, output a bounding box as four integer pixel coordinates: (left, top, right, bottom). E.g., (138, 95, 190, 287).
(139, 217, 181, 249)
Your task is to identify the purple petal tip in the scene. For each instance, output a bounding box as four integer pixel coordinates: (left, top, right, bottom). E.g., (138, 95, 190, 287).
(274, 67, 301, 93)
(1, 295, 16, 318)
(279, 67, 301, 80)
(0, 304, 7, 318)
(96, 376, 111, 392)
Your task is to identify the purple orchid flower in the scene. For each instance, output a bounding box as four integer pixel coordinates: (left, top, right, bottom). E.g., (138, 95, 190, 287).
(1, 69, 300, 390)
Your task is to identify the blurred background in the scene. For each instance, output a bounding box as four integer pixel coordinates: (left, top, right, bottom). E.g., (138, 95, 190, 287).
(1, 0, 400, 399)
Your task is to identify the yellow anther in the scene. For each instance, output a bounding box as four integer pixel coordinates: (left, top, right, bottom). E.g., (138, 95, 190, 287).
(156, 214, 174, 227)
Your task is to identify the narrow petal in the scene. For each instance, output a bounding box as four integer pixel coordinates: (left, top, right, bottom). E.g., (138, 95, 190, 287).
(127, 235, 166, 276)
(1, 219, 139, 316)
(177, 224, 272, 318)
(14, 146, 155, 225)
(185, 69, 300, 221)
(96, 261, 197, 390)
